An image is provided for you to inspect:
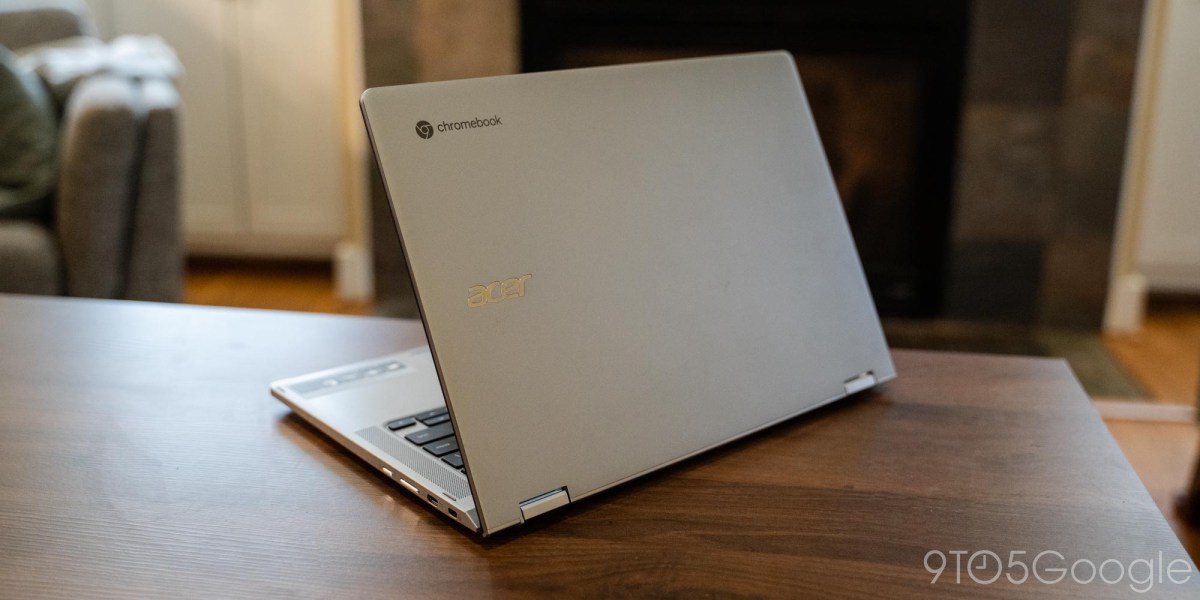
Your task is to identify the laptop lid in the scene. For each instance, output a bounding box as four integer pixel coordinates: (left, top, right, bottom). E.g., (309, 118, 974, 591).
(361, 52, 894, 535)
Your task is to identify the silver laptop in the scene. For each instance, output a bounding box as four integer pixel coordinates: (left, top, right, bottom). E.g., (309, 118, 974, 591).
(271, 51, 895, 536)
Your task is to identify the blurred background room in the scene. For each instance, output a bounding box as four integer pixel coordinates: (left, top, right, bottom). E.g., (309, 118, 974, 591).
(1, 0, 1197, 557)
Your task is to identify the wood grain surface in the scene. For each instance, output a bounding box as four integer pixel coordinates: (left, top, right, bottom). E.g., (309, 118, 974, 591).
(0, 294, 1195, 598)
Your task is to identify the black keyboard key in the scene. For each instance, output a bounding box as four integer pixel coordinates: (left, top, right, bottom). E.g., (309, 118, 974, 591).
(386, 417, 416, 431)
(442, 452, 464, 469)
(404, 422, 454, 446)
(421, 413, 451, 427)
(423, 436, 459, 457)
(412, 408, 448, 422)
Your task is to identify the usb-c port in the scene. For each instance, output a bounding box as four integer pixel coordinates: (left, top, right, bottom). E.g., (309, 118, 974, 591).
(427, 494, 439, 505)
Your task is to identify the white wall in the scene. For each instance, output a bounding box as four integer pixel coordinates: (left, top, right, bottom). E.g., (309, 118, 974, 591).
(80, 0, 113, 39)
(1134, 0, 1200, 291)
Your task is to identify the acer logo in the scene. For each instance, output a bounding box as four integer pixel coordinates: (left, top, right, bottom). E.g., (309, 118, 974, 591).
(467, 274, 531, 308)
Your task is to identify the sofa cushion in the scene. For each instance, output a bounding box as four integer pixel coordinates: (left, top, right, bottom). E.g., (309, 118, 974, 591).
(0, 44, 57, 219)
(0, 220, 61, 294)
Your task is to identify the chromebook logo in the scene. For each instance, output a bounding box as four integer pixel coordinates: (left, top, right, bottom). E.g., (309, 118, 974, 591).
(415, 115, 503, 140)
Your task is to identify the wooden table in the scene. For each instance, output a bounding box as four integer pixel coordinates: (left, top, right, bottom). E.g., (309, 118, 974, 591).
(1, 295, 1195, 598)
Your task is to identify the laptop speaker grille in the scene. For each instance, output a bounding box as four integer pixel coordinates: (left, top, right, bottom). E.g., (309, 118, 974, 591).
(356, 426, 470, 500)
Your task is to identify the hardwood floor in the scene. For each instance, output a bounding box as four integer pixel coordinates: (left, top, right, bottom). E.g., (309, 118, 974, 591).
(183, 261, 1200, 561)
(1105, 297, 1200, 405)
(185, 259, 371, 316)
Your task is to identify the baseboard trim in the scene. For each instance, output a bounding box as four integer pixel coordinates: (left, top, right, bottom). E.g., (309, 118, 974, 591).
(1143, 262, 1200, 293)
(187, 234, 337, 259)
(334, 241, 373, 303)
(1103, 272, 1148, 333)
(1094, 398, 1197, 423)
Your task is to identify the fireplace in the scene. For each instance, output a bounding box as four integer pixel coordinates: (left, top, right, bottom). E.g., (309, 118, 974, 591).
(520, 0, 970, 317)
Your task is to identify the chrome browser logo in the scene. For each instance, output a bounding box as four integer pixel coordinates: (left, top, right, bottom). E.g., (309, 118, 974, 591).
(414, 120, 434, 139)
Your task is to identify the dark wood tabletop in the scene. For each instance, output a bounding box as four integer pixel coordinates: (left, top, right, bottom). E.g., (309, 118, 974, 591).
(1, 294, 1196, 598)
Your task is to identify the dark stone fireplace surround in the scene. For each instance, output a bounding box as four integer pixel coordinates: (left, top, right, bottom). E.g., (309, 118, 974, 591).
(362, 0, 1143, 329)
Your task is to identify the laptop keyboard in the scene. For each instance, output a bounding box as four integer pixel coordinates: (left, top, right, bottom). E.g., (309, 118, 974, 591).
(386, 408, 465, 473)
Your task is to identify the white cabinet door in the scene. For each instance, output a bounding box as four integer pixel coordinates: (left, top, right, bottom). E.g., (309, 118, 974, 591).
(237, 0, 345, 240)
(88, 0, 348, 254)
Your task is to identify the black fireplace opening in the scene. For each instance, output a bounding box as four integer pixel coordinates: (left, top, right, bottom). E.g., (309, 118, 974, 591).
(521, 0, 970, 317)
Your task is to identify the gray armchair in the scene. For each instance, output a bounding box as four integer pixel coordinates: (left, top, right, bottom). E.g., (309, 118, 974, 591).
(0, 1, 182, 301)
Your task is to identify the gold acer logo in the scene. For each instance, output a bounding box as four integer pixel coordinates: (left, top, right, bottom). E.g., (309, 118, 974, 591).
(467, 274, 532, 308)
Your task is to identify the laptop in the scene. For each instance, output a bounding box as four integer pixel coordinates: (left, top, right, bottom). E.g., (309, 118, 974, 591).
(271, 51, 895, 536)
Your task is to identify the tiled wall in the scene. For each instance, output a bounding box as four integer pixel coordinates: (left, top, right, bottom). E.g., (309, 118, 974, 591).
(946, 0, 1143, 328)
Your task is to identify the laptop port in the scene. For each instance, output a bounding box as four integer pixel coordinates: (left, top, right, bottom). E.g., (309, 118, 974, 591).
(427, 494, 438, 505)
(448, 508, 458, 518)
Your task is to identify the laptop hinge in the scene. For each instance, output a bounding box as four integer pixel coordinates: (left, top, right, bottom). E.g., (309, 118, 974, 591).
(843, 371, 877, 395)
(519, 487, 570, 523)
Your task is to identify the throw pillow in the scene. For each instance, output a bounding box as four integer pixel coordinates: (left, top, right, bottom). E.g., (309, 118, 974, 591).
(0, 44, 57, 219)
